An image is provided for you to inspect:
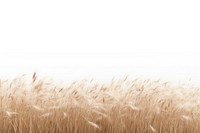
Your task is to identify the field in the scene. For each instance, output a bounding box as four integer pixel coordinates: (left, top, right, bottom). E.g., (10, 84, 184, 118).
(0, 73, 200, 133)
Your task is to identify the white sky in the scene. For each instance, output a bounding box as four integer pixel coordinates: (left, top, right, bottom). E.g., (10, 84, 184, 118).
(0, 0, 200, 84)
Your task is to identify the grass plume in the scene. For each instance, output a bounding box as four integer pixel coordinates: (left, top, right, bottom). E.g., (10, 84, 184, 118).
(0, 73, 199, 132)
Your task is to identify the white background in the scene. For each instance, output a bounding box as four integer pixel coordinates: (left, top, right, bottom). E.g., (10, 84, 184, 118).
(0, 0, 200, 84)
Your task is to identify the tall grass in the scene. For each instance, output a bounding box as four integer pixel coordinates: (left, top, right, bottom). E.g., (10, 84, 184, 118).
(0, 73, 200, 133)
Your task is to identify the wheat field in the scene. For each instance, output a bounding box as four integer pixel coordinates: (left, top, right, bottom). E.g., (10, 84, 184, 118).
(0, 73, 200, 133)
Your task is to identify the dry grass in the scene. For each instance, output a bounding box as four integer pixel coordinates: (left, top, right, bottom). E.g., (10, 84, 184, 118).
(0, 73, 200, 133)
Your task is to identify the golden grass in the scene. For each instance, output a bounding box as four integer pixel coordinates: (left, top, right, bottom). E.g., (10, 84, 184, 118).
(0, 73, 200, 133)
